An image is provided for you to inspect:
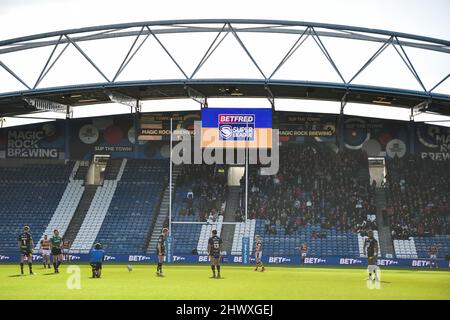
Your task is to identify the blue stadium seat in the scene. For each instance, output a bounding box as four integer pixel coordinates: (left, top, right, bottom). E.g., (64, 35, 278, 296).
(94, 159, 168, 254)
(0, 162, 75, 252)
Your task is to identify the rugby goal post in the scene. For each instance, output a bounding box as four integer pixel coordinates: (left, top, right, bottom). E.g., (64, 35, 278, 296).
(167, 117, 251, 261)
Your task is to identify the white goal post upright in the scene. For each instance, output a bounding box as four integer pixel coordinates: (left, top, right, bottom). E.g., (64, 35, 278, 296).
(245, 115, 249, 223)
(242, 117, 250, 263)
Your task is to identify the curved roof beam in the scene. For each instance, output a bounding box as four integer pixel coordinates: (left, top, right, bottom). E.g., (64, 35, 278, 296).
(1, 19, 449, 54)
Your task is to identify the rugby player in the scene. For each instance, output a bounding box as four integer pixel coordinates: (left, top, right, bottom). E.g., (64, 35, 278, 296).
(254, 235, 265, 272)
(62, 239, 71, 261)
(40, 234, 51, 268)
(363, 230, 379, 281)
(429, 244, 438, 269)
(18, 226, 35, 275)
(300, 243, 308, 266)
(50, 229, 63, 273)
(208, 229, 223, 279)
(156, 228, 168, 277)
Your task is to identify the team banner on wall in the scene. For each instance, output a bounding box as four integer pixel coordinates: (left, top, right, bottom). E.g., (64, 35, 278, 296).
(70, 116, 135, 160)
(201, 108, 272, 148)
(343, 117, 409, 157)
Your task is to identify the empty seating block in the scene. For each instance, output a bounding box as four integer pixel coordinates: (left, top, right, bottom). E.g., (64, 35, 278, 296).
(94, 159, 168, 254)
(0, 162, 74, 253)
(35, 179, 85, 247)
(393, 238, 418, 259)
(231, 219, 256, 255)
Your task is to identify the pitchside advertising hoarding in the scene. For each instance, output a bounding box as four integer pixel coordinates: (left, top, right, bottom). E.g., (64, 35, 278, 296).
(201, 108, 272, 148)
(0, 253, 448, 268)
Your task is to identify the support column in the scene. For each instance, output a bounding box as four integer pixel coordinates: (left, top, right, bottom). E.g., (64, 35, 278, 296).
(338, 92, 348, 151)
(134, 100, 140, 159)
(65, 119, 70, 160)
(408, 116, 416, 155)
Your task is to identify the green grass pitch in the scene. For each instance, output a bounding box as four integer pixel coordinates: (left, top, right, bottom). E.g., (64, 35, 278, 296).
(1, 264, 449, 300)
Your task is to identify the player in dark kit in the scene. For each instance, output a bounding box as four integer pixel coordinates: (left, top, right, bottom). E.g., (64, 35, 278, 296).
(18, 226, 35, 275)
(156, 228, 168, 277)
(50, 229, 63, 273)
(208, 229, 223, 279)
(363, 230, 380, 281)
(300, 243, 308, 266)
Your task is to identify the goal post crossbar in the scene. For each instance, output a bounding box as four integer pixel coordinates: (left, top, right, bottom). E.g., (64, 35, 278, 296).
(171, 221, 247, 225)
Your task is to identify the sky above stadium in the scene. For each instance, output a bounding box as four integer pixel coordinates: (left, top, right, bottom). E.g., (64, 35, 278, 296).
(0, 0, 449, 127)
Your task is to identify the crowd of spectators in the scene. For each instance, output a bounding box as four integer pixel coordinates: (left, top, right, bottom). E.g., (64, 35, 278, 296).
(176, 165, 227, 222)
(239, 144, 377, 236)
(383, 155, 450, 239)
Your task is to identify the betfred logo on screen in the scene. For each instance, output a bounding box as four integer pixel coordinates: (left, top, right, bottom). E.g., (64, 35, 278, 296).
(218, 114, 255, 124)
(218, 114, 255, 141)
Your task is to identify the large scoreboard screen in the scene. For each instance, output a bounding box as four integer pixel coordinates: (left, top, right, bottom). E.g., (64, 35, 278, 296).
(201, 108, 272, 148)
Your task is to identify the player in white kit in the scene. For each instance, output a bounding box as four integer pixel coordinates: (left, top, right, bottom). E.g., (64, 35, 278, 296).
(254, 235, 265, 272)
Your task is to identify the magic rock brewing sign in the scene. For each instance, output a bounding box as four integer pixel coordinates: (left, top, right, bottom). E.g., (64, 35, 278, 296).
(138, 113, 200, 141)
(416, 124, 450, 161)
(278, 115, 336, 137)
(6, 124, 61, 159)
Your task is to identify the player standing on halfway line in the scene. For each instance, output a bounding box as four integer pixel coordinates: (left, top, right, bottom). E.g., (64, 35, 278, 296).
(18, 226, 35, 275)
(208, 229, 223, 279)
(156, 228, 168, 277)
(254, 235, 265, 272)
(363, 230, 380, 281)
(429, 244, 438, 269)
(40, 234, 51, 268)
(50, 229, 63, 273)
(62, 239, 71, 262)
(300, 243, 308, 266)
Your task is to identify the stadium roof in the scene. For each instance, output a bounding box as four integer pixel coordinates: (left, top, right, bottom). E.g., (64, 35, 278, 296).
(0, 19, 449, 120)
